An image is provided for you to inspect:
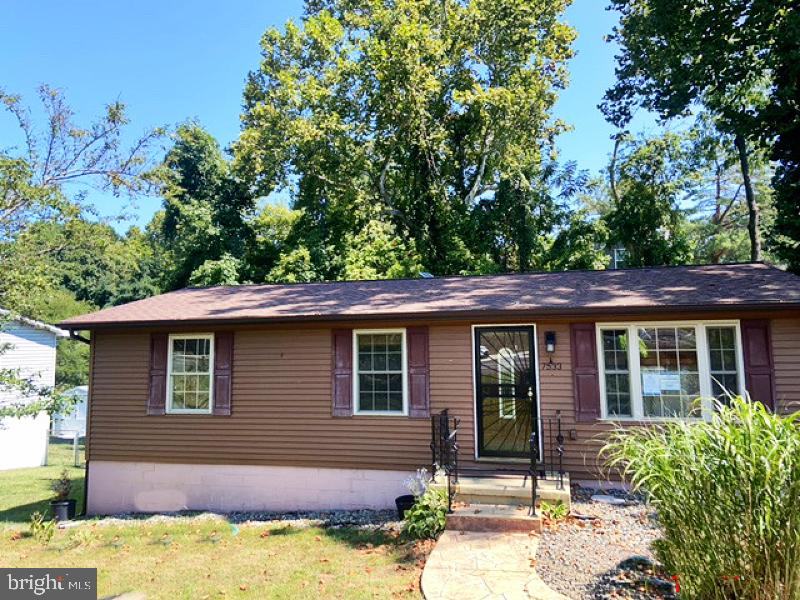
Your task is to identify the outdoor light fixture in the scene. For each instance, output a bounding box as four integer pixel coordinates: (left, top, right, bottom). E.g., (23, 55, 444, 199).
(545, 331, 556, 354)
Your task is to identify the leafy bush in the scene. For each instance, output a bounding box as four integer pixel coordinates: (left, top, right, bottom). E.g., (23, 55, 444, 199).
(603, 397, 800, 600)
(402, 488, 448, 540)
(540, 500, 569, 521)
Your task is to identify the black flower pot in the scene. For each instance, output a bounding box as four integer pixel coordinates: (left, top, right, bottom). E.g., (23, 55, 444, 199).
(50, 499, 77, 521)
(395, 494, 416, 519)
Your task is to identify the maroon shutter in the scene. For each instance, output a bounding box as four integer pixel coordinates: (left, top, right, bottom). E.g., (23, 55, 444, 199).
(148, 333, 168, 415)
(741, 319, 775, 410)
(407, 326, 430, 418)
(213, 332, 234, 416)
(571, 323, 601, 422)
(332, 329, 353, 417)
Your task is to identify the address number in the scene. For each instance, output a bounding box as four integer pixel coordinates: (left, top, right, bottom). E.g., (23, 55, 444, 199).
(541, 362, 563, 371)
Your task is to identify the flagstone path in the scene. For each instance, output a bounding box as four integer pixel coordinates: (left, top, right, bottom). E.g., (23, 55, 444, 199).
(421, 530, 571, 600)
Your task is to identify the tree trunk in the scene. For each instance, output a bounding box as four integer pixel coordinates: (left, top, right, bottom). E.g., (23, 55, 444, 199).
(734, 134, 761, 262)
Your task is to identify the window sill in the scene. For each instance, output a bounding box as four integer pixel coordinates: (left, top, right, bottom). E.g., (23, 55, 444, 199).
(352, 412, 409, 417)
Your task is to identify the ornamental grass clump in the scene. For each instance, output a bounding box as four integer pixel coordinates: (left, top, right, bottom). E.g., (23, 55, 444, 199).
(602, 396, 800, 600)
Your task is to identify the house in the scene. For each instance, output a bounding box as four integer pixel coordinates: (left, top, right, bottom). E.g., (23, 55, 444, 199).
(52, 385, 89, 439)
(0, 311, 68, 470)
(59, 263, 800, 515)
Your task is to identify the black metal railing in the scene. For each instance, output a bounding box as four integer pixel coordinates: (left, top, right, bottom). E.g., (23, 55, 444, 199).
(528, 411, 565, 516)
(428, 410, 564, 516)
(430, 409, 460, 512)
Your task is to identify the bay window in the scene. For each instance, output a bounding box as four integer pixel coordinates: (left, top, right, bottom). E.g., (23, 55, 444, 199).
(597, 322, 744, 420)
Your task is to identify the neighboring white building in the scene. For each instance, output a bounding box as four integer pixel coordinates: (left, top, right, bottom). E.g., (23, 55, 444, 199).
(0, 310, 68, 470)
(52, 385, 88, 438)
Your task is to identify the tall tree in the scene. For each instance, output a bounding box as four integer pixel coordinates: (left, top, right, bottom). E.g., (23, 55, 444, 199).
(0, 85, 164, 313)
(235, 0, 576, 276)
(603, 132, 693, 267)
(766, 8, 800, 273)
(600, 0, 792, 261)
(471, 162, 608, 272)
(155, 124, 256, 288)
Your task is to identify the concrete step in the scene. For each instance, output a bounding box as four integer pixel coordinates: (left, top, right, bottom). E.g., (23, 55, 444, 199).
(433, 474, 571, 509)
(446, 503, 542, 533)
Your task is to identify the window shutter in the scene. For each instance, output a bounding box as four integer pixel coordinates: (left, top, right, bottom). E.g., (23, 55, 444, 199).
(571, 323, 601, 422)
(741, 319, 775, 410)
(407, 326, 430, 418)
(148, 333, 168, 415)
(213, 332, 234, 416)
(332, 329, 353, 417)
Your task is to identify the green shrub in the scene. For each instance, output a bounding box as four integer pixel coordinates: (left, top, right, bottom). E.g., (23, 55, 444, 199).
(29, 511, 55, 546)
(402, 488, 448, 540)
(540, 500, 569, 521)
(602, 397, 800, 600)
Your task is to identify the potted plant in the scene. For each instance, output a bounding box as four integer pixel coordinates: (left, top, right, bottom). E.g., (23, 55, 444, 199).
(396, 468, 429, 519)
(49, 469, 76, 521)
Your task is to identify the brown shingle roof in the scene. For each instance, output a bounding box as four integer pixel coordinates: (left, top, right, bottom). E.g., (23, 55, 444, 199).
(59, 263, 800, 329)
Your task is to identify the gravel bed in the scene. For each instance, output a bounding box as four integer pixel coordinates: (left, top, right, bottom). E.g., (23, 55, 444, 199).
(536, 487, 678, 600)
(74, 509, 402, 532)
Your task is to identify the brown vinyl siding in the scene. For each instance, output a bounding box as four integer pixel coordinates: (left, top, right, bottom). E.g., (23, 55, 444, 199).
(773, 318, 800, 416)
(87, 314, 800, 481)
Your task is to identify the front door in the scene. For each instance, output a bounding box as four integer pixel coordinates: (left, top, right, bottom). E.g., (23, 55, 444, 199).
(474, 326, 538, 458)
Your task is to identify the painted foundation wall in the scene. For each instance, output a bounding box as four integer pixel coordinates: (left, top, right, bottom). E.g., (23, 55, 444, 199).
(86, 461, 412, 515)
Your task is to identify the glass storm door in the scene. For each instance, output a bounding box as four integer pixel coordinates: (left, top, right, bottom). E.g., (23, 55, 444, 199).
(474, 326, 538, 458)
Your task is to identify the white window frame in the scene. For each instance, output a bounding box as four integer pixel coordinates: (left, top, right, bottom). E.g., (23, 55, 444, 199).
(352, 328, 409, 416)
(166, 333, 215, 415)
(596, 320, 745, 421)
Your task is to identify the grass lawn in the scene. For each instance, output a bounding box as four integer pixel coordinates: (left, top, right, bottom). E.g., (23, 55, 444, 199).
(0, 439, 86, 523)
(0, 442, 424, 599)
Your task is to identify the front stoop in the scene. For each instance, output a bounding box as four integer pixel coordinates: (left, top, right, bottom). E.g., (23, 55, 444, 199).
(451, 475, 571, 509)
(447, 503, 542, 534)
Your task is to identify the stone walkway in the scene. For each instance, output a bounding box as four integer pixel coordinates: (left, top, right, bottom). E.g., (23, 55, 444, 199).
(421, 530, 571, 600)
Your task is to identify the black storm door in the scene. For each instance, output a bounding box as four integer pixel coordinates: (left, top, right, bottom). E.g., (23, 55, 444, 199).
(474, 326, 538, 458)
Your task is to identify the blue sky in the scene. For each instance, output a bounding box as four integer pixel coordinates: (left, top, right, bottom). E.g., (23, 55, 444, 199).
(0, 0, 654, 232)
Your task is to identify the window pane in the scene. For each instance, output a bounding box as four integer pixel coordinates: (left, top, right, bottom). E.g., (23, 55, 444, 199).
(602, 330, 632, 417)
(357, 333, 405, 412)
(169, 337, 213, 411)
(707, 326, 740, 401)
(677, 328, 696, 350)
(640, 326, 701, 418)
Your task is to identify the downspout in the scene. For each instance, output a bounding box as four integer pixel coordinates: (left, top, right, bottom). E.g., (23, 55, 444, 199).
(69, 330, 92, 517)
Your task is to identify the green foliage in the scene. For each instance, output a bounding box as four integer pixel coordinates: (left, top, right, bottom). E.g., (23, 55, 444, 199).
(155, 123, 256, 289)
(343, 220, 423, 280)
(539, 500, 568, 521)
(602, 397, 800, 600)
(50, 469, 72, 501)
(29, 512, 56, 546)
(601, 0, 798, 263)
(402, 488, 448, 541)
(603, 133, 692, 267)
(267, 246, 320, 284)
(189, 254, 243, 287)
(766, 9, 800, 273)
(236, 0, 576, 276)
(472, 163, 609, 272)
